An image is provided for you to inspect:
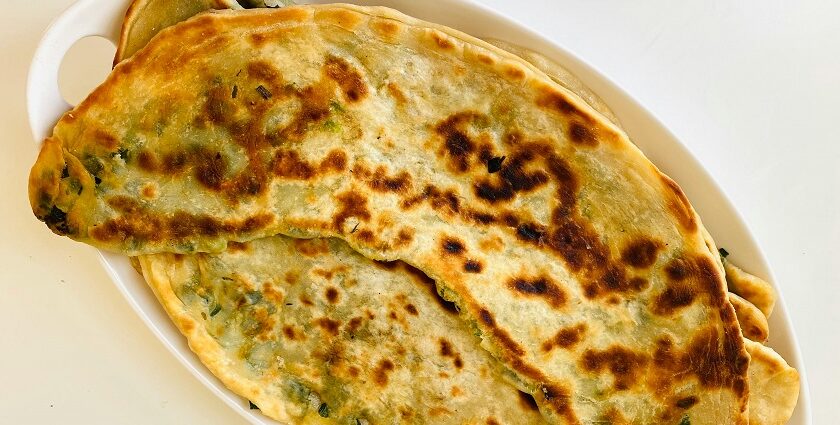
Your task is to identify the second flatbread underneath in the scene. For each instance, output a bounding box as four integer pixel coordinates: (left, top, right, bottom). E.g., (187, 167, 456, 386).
(139, 236, 547, 424)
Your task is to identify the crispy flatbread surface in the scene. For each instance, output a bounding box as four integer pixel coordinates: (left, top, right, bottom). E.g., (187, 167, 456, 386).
(30, 5, 752, 424)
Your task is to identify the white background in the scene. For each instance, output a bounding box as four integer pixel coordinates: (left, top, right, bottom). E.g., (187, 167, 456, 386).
(1, 0, 837, 424)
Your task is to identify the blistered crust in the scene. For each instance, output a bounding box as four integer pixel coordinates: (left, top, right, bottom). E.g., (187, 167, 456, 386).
(29, 4, 752, 423)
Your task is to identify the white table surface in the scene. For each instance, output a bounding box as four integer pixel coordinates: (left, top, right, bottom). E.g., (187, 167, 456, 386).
(1, 1, 837, 424)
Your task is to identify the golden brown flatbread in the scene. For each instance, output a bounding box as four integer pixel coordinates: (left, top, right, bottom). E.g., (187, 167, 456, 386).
(30, 5, 783, 423)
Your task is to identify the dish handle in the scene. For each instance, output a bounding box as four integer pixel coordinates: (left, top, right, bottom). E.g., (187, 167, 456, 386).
(27, 0, 126, 144)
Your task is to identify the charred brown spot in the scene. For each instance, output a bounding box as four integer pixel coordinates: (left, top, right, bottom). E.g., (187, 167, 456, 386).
(273, 150, 314, 179)
(582, 346, 649, 391)
(476, 54, 494, 65)
(569, 122, 598, 146)
(508, 276, 566, 308)
(274, 85, 332, 142)
(273, 149, 346, 179)
(684, 327, 749, 391)
(401, 185, 462, 216)
(660, 175, 698, 232)
(373, 359, 395, 387)
(320, 150, 347, 172)
(594, 266, 645, 298)
(93, 130, 117, 150)
(168, 213, 219, 238)
(463, 260, 483, 273)
(347, 317, 364, 333)
(504, 65, 526, 81)
(404, 304, 418, 315)
(261, 282, 283, 304)
(532, 182, 653, 302)
(473, 143, 553, 203)
(324, 55, 367, 102)
(435, 112, 484, 173)
(478, 308, 525, 356)
(501, 212, 519, 227)
(654, 283, 696, 316)
(325, 287, 339, 304)
(333, 191, 371, 231)
(666, 258, 691, 281)
(107, 196, 142, 214)
(91, 200, 272, 246)
(516, 222, 546, 243)
(479, 308, 494, 326)
(630, 277, 649, 291)
(465, 209, 497, 225)
(540, 384, 577, 423)
(676, 396, 698, 409)
(651, 328, 748, 402)
(201, 84, 235, 126)
(313, 268, 333, 281)
(195, 150, 228, 190)
(444, 131, 474, 171)
(356, 229, 375, 243)
(621, 237, 663, 269)
(439, 339, 464, 370)
(439, 339, 454, 357)
(655, 256, 726, 315)
(394, 228, 414, 248)
(137, 150, 158, 172)
(162, 151, 187, 173)
(547, 218, 608, 274)
(441, 237, 465, 255)
(541, 324, 587, 352)
(399, 407, 415, 420)
(485, 419, 500, 425)
(247, 60, 284, 90)
(368, 166, 412, 192)
(370, 19, 399, 39)
(431, 31, 454, 49)
(537, 90, 577, 115)
(282, 325, 299, 341)
(315, 317, 341, 336)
